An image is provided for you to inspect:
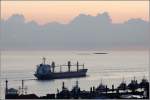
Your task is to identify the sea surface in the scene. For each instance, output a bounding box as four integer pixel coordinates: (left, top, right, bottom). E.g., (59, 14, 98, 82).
(0, 50, 149, 98)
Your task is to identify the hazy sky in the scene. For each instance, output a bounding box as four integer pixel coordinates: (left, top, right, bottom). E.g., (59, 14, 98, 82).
(1, 1, 149, 25)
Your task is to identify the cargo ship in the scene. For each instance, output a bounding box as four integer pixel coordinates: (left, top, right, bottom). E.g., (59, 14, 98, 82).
(34, 57, 88, 80)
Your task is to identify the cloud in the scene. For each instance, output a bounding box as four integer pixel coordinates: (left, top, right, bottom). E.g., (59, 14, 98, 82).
(0, 12, 149, 50)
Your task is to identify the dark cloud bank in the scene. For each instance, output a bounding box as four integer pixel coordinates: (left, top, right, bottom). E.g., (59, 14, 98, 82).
(0, 12, 149, 50)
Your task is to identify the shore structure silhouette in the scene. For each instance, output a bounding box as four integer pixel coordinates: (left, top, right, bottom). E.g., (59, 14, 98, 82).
(5, 77, 149, 99)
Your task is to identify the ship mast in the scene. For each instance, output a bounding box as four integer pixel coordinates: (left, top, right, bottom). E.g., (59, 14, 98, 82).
(77, 61, 79, 72)
(51, 61, 55, 72)
(68, 61, 71, 72)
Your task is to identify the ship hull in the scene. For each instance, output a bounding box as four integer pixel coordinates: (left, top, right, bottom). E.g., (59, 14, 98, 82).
(34, 69, 88, 80)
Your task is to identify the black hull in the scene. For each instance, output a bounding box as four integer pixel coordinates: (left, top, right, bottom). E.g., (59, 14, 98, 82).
(34, 69, 88, 80)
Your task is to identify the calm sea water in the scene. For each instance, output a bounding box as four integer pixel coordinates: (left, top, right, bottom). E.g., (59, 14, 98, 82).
(0, 50, 149, 98)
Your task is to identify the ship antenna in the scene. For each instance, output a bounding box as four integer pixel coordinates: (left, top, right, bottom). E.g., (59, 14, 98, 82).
(43, 57, 46, 64)
(83, 64, 84, 69)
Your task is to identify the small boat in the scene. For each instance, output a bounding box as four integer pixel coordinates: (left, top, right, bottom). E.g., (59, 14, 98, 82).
(34, 57, 88, 80)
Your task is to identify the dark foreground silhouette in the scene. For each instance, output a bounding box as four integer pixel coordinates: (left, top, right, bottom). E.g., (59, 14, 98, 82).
(5, 77, 149, 99)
